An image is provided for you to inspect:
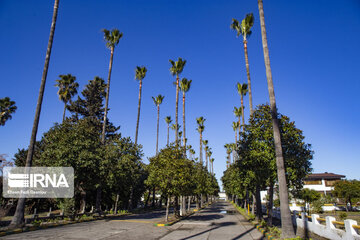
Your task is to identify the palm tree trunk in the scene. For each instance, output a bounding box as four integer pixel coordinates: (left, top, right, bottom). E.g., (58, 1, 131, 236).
(243, 40, 253, 115)
(62, 102, 66, 122)
(241, 95, 245, 132)
(238, 117, 241, 139)
(10, 0, 59, 228)
(101, 46, 114, 144)
(98, 45, 115, 215)
(257, 0, 294, 237)
(268, 182, 274, 226)
(175, 75, 179, 145)
(182, 93, 186, 151)
(167, 123, 170, 146)
(205, 151, 208, 170)
(135, 79, 142, 145)
(156, 104, 159, 155)
(199, 133, 203, 165)
(211, 160, 214, 175)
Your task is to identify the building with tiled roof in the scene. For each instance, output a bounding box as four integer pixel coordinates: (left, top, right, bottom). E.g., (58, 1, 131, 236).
(303, 172, 346, 195)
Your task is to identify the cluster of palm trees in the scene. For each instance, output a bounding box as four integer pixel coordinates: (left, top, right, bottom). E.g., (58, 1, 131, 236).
(8, 0, 294, 237)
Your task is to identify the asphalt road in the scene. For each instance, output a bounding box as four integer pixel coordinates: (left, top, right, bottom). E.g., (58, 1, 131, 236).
(1, 200, 263, 240)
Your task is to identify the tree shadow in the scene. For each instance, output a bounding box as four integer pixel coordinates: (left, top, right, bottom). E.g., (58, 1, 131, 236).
(184, 214, 224, 221)
(230, 226, 256, 240)
(178, 222, 236, 240)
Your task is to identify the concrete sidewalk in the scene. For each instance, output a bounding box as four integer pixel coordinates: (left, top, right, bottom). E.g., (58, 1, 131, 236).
(160, 200, 263, 240)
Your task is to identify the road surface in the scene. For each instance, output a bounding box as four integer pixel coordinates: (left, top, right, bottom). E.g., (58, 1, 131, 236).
(2, 200, 263, 240)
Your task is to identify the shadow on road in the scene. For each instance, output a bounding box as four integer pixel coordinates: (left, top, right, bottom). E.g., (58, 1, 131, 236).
(230, 226, 256, 240)
(185, 214, 224, 221)
(178, 222, 236, 240)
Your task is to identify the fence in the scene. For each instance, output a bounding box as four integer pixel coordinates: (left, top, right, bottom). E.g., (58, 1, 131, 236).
(271, 209, 360, 240)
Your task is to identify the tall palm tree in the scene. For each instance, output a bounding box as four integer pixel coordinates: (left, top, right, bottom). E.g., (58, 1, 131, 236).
(165, 116, 172, 146)
(101, 28, 123, 144)
(231, 14, 255, 115)
(224, 144, 232, 168)
(233, 106, 242, 137)
(134, 66, 147, 145)
(257, 0, 294, 237)
(98, 28, 123, 214)
(152, 95, 164, 155)
(55, 74, 79, 122)
(196, 117, 205, 165)
(207, 150, 212, 171)
(210, 158, 214, 175)
(237, 83, 248, 131)
(203, 140, 208, 159)
(204, 145, 209, 169)
(0, 97, 17, 126)
(180, 78, 192, 150)
(10, 0, 60, 228)
(169, 58, 186, 145)
(232, 121, 240, 143)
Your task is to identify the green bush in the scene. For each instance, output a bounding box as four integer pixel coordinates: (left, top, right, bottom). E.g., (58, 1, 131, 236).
(248, 213, 255, 221)
(339, 212, 347, 220)
(269, 226, 281, 237)
(57, 198, 75, 217)
(274, 199, 280, 208)
(32, 220, 42, 227)
(312, 199, 324, 213)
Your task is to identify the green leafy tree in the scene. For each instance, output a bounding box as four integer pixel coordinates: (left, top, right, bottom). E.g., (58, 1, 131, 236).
(152, 95, 164, 155)
(10, 0, 60, 228)
(333, 180, 360, 211)
(231, 13, 255, 115)
(298, 188, 321, 214)
(147, 146, 194, 221)
(55, 74, 79, 122)
(257, 0, 294, 237)
(169, 58, 186, 145)
(223, 104, 313, 224)
(134, 66, 147, 145)
(68, 77, 106, 120)
(0, 97, 17, 126)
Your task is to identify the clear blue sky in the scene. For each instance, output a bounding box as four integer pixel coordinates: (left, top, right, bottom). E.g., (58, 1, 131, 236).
(1, 0, 360, 185)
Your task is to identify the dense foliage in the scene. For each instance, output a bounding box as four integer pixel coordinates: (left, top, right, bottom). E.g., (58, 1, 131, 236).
(222, 104, 313, 221)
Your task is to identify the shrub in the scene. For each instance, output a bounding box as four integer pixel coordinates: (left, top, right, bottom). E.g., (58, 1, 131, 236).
(339, 212, 347, 220)
(312, 199, 324, 213)
(32, 220, 42, 227)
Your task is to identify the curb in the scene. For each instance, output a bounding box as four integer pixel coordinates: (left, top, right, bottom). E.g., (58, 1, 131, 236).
(230, 201, 278, 240)
(154, 210, 197, 227)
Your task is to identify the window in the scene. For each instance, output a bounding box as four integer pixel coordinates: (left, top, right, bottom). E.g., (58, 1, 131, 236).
(304, 180, 321, 185)
(325, 179, 338, 187)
